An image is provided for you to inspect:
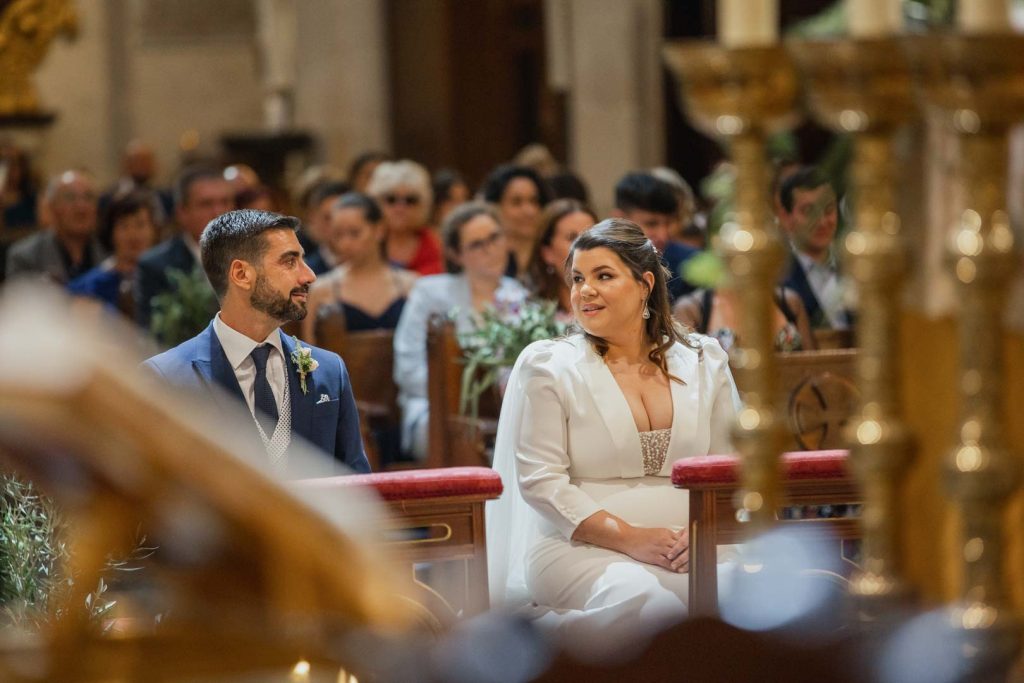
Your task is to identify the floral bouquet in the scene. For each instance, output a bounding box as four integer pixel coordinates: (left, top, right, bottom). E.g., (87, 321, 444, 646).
(456, 295, 567, 419)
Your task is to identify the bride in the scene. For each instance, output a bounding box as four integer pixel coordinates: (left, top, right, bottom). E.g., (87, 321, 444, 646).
(487, 218, 740, 654)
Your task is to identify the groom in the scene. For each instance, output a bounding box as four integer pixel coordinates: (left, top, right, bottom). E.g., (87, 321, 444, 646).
(142, 209, 369, 473)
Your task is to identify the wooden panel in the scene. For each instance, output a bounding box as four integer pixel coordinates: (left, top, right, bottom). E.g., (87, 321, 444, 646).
(776, 349, 858, 451)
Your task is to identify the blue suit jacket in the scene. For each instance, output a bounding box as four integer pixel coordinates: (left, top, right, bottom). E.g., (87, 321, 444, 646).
(142, 322, 370, 473)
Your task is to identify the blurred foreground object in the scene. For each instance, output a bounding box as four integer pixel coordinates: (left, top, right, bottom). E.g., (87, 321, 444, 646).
(0, 284, 423, 681)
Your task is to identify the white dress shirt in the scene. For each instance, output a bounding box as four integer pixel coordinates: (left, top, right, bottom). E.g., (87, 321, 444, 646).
(213, 313, 287, 416)
(794, 248, 848, 329)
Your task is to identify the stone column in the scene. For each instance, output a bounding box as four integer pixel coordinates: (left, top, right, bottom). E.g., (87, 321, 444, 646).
(561, 0, 664, 215)
(293, 0, 391, 171)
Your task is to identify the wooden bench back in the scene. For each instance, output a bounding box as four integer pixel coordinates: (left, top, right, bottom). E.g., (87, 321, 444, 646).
(775, 348, 859, 451)
(316, 312, 399, 469)
(425, 315, 499, 469)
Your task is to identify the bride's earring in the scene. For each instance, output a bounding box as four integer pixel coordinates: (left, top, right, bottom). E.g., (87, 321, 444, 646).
(642, 300, 651, 319)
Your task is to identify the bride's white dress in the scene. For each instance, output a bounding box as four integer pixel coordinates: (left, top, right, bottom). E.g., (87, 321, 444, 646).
(487, 334, 740, 652)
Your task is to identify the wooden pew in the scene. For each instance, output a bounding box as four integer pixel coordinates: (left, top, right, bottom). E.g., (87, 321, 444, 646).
(302, 466, 503, 618)
(673, 449, 860, 617)
(316, 313, 400, 469)
(737, 348, 859, 451)
(425, 315, 499, 469)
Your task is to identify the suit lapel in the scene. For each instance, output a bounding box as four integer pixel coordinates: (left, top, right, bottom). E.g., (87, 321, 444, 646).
(787, 256, 824, 325)
(191, 322, 245, 410)
(281, 332, 315, 441)
(575, 340, 643, 477)
(667, 344, 701, 461)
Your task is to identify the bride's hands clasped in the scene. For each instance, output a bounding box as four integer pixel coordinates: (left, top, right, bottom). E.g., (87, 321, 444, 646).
(623, 526, 689, 573)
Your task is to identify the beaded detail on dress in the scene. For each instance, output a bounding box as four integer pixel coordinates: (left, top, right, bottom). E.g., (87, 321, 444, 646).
(639, 428, 671, 476)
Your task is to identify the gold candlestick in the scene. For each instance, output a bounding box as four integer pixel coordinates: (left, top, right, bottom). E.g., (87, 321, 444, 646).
(663, 43, 797, 531)
(789, 37, 917, 620)
(910, 33, 1023, 678)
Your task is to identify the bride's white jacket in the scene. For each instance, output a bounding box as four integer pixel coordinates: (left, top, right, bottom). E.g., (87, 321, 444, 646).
(487, 333, 740, 605)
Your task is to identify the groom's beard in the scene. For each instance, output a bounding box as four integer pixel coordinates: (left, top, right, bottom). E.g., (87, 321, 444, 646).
(251, 274, 308, 322)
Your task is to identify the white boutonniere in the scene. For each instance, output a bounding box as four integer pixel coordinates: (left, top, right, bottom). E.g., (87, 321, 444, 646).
(290, 336, 319, 395)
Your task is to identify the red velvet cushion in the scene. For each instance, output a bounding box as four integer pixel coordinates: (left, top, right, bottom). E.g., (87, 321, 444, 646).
(300, 466, 503, 501)
(671, 450, 849, 488)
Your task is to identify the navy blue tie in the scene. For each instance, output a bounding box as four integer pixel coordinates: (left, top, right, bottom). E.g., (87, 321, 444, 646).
(251, 344, 278, 436)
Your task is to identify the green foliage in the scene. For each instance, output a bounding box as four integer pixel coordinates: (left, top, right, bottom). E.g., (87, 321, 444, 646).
(0, 473, 156, 633)
(0, 474, 68, 628)
(456, 298, 567, 419)
(149, 267, 218, 348)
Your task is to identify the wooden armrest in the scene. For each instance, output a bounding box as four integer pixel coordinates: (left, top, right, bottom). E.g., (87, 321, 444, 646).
(672, 450, 850, 489)
(298, 466, 503, 502)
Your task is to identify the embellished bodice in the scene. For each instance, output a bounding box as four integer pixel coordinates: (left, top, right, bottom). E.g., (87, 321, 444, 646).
(639, 428, 671, 476)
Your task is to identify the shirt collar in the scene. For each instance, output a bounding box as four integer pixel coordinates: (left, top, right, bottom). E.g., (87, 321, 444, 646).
(213, 313, 284, 371)
(793, 246, 836, 273)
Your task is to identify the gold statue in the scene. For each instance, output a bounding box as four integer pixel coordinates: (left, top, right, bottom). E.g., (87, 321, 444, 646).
(0, 0, 78, 116)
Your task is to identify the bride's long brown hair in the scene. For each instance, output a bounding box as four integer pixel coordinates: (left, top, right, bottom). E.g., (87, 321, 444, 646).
(567, 218, 699, 381)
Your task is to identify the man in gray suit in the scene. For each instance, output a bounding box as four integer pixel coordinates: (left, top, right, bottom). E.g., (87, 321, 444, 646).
(5, 169, 105, 284)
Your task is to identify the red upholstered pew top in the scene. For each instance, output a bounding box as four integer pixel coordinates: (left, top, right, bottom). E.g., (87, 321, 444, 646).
(300, 466, 503, 502)
(672, 450, 849, 488)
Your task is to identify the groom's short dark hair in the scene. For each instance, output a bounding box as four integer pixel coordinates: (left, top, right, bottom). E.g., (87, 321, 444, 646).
(200, 209, 300, 298)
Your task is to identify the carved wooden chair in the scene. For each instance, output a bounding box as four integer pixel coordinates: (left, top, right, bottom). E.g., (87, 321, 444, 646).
(673, 449, 860, 617)
(425, 314, 499, 469)
(316, 312, 400, 470)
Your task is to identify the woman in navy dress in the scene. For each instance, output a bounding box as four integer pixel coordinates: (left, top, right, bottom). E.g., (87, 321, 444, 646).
(302, 192, 417, 344)
(67, 190, 158, 318)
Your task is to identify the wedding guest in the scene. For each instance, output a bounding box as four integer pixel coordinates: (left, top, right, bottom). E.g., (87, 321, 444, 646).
(673, 285, 816, 353)
(302, 192, 417, 343)
(480, 164, 552, 278)
(393, 201, 526, 460)
(348, 150, 390, 193)
(135, 165, 234, 327)
(778, 167, 851, 330)
(488, 218, 740, 655)
(99, 140, 173, 227)
(302, 181, 349, 275)
(236, 184, 278, 213)
(0, 143, 39, 231)
(6, 169, 105, 284)
(142, 209, 369, 473)
(431, 168, 470, 227)
(67, 190, 159, 317)
(547, 169, 591, 205)
(613, 172, 698, 302)
(369, 160, 443, 276)
(526, 199, 596, 316)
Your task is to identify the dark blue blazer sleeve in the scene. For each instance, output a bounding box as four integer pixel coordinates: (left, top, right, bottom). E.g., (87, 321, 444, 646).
(334, 358, 370, 473)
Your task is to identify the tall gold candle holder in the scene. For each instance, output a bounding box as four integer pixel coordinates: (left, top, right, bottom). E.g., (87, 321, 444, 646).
(789, 38, 917, 621)
(663, 43, 797, 532)
(909, 33, 1023, 678)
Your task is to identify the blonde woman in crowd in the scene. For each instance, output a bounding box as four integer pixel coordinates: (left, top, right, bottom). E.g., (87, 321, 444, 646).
(368, 160, 444, 276)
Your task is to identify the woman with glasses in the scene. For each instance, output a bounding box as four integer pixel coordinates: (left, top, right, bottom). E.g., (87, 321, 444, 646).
(368, 160, 444, 276)
(480, 164, 552, 279)
(393, 201, 526, 460)
(301, 192, 418, 344)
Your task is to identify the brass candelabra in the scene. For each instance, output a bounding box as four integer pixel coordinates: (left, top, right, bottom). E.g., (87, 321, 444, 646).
(789, 37, 917, 621)
(909, 32, 1024, 679)
(663, 43, 798, 532)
